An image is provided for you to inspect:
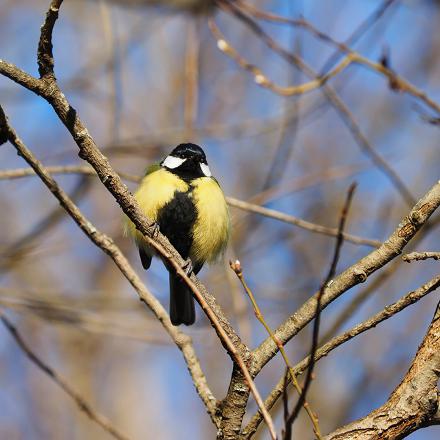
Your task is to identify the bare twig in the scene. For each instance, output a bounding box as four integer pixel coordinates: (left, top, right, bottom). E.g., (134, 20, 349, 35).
(227, 196, 380, 248)
(0, 311, 130, 440)
(230, 260, 322, 440)
(213, 0, 418, 206)
(251, 178, 440, 374)
(403, 251, 440, 263)
(0, 104, 219, 425)
(324, 300, 440, 439)
(284, 183, 356, 436)
(242, 274, 440, 438)
(0, 166, 381, 247)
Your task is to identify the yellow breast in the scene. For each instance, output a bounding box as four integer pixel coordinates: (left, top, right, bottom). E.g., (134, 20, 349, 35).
(126, 168, 189, 246)
(190, 177, 230, 264)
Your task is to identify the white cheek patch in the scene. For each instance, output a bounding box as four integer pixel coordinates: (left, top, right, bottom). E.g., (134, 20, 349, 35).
(200, 163, 212, 177)
(162, 155, 186, 169)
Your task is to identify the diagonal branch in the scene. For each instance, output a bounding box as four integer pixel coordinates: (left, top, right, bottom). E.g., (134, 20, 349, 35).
(284, 183, 356, 437)
(0, 311, 130, 440)
(242, 273, 440, 438)
(325, 301, 440, 439)
(214, 0, 418, 206)
(0, 166, 382, 247)
(0, 104, 219, 425)
(252, 179, 440, 373)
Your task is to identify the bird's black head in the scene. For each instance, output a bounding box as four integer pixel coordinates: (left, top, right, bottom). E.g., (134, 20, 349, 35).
(161, 143, 211, 180)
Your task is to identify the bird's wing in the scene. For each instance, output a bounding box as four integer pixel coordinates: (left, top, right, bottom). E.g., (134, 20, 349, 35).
(144, 163, 161, 176)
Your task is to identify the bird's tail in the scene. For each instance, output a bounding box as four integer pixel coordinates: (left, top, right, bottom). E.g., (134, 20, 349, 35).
(169, 271, 195, 326)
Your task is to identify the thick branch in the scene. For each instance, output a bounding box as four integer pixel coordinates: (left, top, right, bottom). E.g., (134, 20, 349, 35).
(325, 302, 440, 439)
(0, 105, 219, 425)
(38, 0, 62, 78)
(0, 312, 130, 440)
(243, 273, 440, 438)
(0, 165, 381, 248)
(253, 180, 440, 373)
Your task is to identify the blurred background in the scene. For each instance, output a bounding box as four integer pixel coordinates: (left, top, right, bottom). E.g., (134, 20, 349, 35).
(0, 0, 439, 439)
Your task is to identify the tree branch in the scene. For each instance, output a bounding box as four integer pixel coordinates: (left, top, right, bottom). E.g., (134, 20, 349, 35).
(0, 104, 219, 425)
(242, 273, 440, 438)
(324, 301, 440, 439)
(252, 180, 440, 374)
(403, 251, 440, 263)
(0, 311, 130, 440)
(1, 2, 277, 433)
(0, 166, 381, 248)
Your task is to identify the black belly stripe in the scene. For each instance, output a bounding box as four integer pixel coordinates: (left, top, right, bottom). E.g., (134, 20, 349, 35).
(157, 190, 196, 259)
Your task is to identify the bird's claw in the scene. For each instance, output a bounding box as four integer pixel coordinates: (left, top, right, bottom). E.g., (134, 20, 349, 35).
(181, 258, 193, 277)
(148, 222, 160, 239)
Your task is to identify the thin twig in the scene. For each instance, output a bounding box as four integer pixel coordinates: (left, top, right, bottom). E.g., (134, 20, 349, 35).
(213, 0, 418, 206)
(281, 368, 290, 438)
(0, 311, 130, 440)
(0, 165, 381, 248)
(402, 252, 440, 263)
(230, 260, 322, 439)
(284, 183, 356, 435)
(227, 196, 380, 248)
(242, 273, 440, 438)
(0, 104, 219, 425)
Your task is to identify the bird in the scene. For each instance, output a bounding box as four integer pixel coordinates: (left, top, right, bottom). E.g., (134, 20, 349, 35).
(125, 143, 230, 326)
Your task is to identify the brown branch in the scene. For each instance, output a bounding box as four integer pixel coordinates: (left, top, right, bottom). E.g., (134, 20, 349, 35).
(0, 104, 219, 425)
(227, 197, 380, 247)
(38, 0, 62, 79)
(0, 311, 130, 440)
(324, 301, 440, 439)
(403, 251, 440, 263)
(252, 179, 440, 373)
(242, 273, 440, 438)
(230, 260, 322, 440)
(0, 166, 381, 248)
(214, 0, 417, 207)
(284, 183, 356, 437)
(1, 2, 276, 433)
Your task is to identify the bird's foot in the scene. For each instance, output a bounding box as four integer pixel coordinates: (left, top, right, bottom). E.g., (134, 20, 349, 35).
(181, 258, 193, 277)
(147, 222, 160, 239)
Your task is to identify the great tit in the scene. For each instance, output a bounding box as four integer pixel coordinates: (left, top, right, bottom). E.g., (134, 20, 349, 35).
(126, 143, 230, 326)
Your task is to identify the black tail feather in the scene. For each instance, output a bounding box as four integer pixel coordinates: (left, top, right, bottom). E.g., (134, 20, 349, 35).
(139, 248, 152, 270)
(169, 272, 195, 326)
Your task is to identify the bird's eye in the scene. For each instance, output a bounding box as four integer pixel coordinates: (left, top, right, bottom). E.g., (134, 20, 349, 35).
(200, 163, 212, 177)
(162, 155, 186, 169)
